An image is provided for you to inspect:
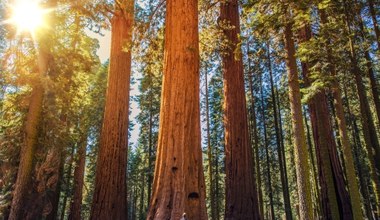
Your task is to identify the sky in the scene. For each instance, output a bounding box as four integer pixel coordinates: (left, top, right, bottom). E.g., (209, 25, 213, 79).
(87, 30, 141, 146)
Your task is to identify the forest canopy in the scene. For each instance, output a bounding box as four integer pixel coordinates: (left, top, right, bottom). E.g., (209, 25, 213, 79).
(0, 0, 380, 219)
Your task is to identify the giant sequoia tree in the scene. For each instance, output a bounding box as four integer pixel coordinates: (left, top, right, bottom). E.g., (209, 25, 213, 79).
(90, 1, 134, 219)
(220, 0, 260, 219)
(146, 0, 208, 219)
(3, 0, 380, 219)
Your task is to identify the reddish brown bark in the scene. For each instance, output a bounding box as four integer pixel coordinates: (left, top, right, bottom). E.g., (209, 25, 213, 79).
(146, 0, 207, 219)
(220, 0, 260, 219)
(90, 2, 134, 219)
(68, 136, 87, 220)
(298, 24, 353, 220)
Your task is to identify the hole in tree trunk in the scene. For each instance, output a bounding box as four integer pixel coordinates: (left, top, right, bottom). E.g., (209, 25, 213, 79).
(172, 167, 178, 172)
(188, 192, 199, 199)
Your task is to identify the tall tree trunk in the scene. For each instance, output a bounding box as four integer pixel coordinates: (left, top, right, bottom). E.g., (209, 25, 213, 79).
(215, 144, 221, 220)
(345, 87, 376, 220)
(342, 2, 380, 216)
(283, 20, 313, 220)
(303, 108, 321, 218)
(90, 2, 134, 219)
(247, 46, 264, 218)
(147, 77, 153, 209)
(59, 144, 75, 220)
(276, 89, 294, 219)
(266, 42, 292, 220)
(318, 7, 364, 220)
(140, 172, 145, 220)
(146, 0, 207, 218)
(205, 67, 216, 220)
(220, 0, 260, 219)
(68, 135, 87, 220)
(357, 11, 380, 128)
(259, 74, 275, 220)
(298, 23, 353, 220)
(8, 41, 48, 220)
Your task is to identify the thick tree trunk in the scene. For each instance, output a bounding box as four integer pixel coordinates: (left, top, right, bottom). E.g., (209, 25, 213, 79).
(283, 21, 313, 220)
(220, 0, 260, 219)
(298, 23, 353, 220)
(68, 135, 87, 220)
(146, 0, 207, 219)
(267, 43, 292, 220)
(90, 2, 134, 219)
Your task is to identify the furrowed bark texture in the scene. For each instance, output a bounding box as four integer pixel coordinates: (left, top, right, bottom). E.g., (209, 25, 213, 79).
(146, 0, 208, 219)
(299, 23, 353, 220)
(90, 2, 133, 219)
(220, 0, 260, 219)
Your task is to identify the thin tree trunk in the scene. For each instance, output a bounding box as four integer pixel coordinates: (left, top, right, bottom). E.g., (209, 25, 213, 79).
(266, 42, 292, 220)
(357, 11, 380, 127)
(146, 0, 207, 218)
(342, 2, 380, 216)
(247, 46, 264, 218)
(276, 89, 294, 219)
(147, 75, 153, 209)
(345, 85, 377, 220)
(90, 2, 134, 219)
(318, 7, 364, 219)
(303, 108, 321, 218)
(205, 66, 216, 220)
(140, 172, 145, 220)
(283, 20, 313, 220)
(68, 135, 87, 220)
(259, 74, 275, 220)
(215, 145, 220, 220)
(220, 0, 260, 219)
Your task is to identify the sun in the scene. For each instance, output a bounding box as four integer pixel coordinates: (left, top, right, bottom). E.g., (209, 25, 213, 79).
(8, 0, 49, 34)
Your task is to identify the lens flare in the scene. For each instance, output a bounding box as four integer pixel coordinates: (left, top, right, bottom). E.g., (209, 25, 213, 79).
(5, 0, 51, 36)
